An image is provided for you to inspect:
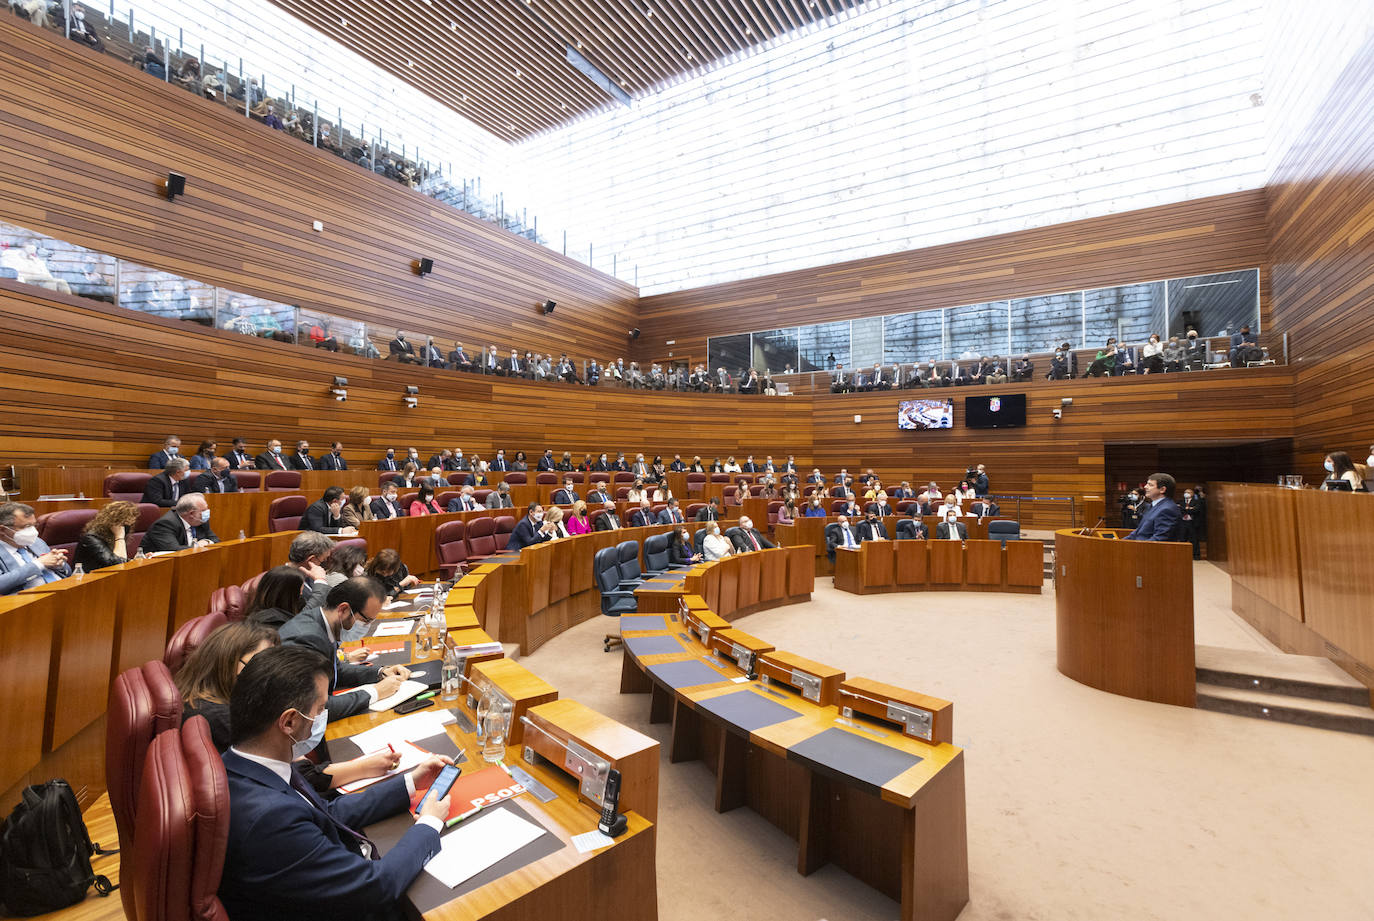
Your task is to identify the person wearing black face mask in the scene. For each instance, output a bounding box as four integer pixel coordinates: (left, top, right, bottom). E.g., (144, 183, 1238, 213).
(319, 441, 348, 471)
(858, 513, 888, 542)
(389, 329, 418, 364)
(1184, 331, 1207, 370)
(377, 448, 399, 471)
(218, 643, 452, 921)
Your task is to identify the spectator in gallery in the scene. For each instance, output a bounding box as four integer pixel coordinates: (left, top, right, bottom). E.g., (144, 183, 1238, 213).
(1141, 334, 1165, 374)
(986, 358, 1009, 385)
(259, 104, 284, 130)
(308, 320, 339, 351)
(3, 240, 71, 294)
(66, 5, 104, 51)
(1048, 348, 1070, 380)
(1162, 336, 1184, 372)
(1012, 354, 1034, 381)
(143, 46, 167, 80)
(1085, 338, 1117, 377)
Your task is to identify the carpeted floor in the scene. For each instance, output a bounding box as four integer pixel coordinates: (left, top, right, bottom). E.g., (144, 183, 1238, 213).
(519, 560, 1374, 921)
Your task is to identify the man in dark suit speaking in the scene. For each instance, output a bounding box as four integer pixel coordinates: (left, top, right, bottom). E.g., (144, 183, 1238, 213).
(218, 645, 451, 921)
(142, 494, 219, 552)
(1123, 473, 1182, 541)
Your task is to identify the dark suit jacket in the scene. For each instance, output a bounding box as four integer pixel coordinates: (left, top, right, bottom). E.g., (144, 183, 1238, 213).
(370, 496, 406, 519)
(586, 489, 612, 505)
(225, 449, 254, 470)
(537, 455, 556, 471)
(192, 470, 239, 493)
(278, 609, 378, 719)
(141, 472, 185, 508)
(147, 449, 175, 469)
(824, 522, 861, 559)
(1124, 497, 1182, 541)
(936, 522, 969, 540)
(506, 517, 549, 552)
(552, 489, 579, 505)
(694, 507, 721, 521)
(319, 452, 348, 471)
(657, 507, 685, 525)
(142, 510, 219, 552)
(857, 520, 889, 542)
(288, 452, 316, 471)
(729, 528, 775, 552)
(219, 750, 438, 921)
(464, 473, 488, 487)
(484, 493, 514, 510)
(594, 513, 621, 531)
(389, 337, 417, 361)
(255, 451, 289, 470)
(628, 509, 655, 528)
(377, 456, 399, 471)
(300, 500, 346, 535)
(447, 495, 481, 512)
(491, 457, 509, 471)
(866, 502, 894, 517)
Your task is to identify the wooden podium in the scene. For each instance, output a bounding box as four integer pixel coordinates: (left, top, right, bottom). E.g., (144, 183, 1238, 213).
(1054, 528, 1196, 707)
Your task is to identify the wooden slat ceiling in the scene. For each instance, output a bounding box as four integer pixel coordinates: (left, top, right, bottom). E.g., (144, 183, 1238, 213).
(265, 0, 869, 142)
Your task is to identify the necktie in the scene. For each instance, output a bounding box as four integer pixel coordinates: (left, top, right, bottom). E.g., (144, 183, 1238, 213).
(216, 478, 224, 493)
(303, 456, 313, 470)
(464, 498, 474, 510)
(843, 528, 854, 548)
(171, 482, 179, 501)
(672, 511, 680, 523)
(22, 547, 59, 585)
(748, 531, 760, 551)
(184, 525, 195, 546)
(287, 770, 377, 859)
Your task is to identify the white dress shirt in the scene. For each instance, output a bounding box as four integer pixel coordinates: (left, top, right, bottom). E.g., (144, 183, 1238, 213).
(703, 533, 733, 561)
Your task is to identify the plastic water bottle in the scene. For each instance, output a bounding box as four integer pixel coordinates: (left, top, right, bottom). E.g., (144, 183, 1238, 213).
(441, 647, 461, 701)
(238, 530, 247, 541)
(72, 563, 84, 579)
(482, 701, 510, 763)
(134, 546, 146, 560)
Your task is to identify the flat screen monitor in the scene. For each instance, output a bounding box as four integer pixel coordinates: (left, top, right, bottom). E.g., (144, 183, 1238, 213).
(964, 393, 1027, 428)
(898, 398, 953, 430)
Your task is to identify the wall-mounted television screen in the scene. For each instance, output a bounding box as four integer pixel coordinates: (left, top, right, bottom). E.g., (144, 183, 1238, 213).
(964, 394, 1027, 428)
(898, 398, 954, 430)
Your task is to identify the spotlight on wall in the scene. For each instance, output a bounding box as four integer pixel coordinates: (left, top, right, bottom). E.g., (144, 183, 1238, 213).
(164, 172, 186, 201)
(628, 327, 641, 340)
(416, 257, 435, 277)
(1060, 397, 1073, 408)
(332, 376, 348, 388)
(542, 299, 556, 315)
(405, 385, 419, 395)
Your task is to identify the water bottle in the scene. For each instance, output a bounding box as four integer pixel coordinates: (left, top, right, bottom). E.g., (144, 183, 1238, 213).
(72, 563, 84, 580)
(482, 701, 510, 763)
(441, 647, 461, 701)
(134, 546, 146, 560)
(238, 530, 247, 541)
(474, 688, 492, 745)
(415, 616, 431, 656)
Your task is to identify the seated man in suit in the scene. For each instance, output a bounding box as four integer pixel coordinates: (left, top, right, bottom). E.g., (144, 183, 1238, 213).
(1229, 325, 1259, 368)
(628, 500, 656, 529)
(730, 516, 775, 553)
(552, 478, 580, 506)
(1183, 331, 1207, 370)
(279, 577, 410, 720)
(986, 358, 1009, 385)
(857, 511, 888, 542)
(1123, 473, 1183, 541)
(0, 502, 71, 593)
(1012, 354, 1034, 382)
(490, 449, 510, 472)
(427, 449, 452, 471)
(143, 457, 193, 508)
(657, 498, 686, 525)
(586, 482, 613, 505)
(536, 449, 556, 472)
(377, 448, 400, 472)
(422, 337, 445, 369)
(866, 491, 895, 517)
(1048, 349, 1070, 380)
(447, 486, 481, 512)
(898, 510, 929, 540)
(193, 457, 239, 494)
(830, 363, 851, 394)
(969, 498, 1001, 519)
(449, 340, 474, 371)
(319, 442, 348, 470)
(225, 437, 255, 471)
(936, 509, 968, 540)
(255, 439, 290, 470)
(690, 497, 719, 522)
(370, 482, 406, 520)
(300, 487, 358, 536)
(142, 493, 219, 552)
(824, 514, 862, 562)
(484, 344, 500, 374)
(388, 329, 418, 364)
(464, 463, 489, 487)
(507, 503, 557, 552)
(594, 500, 622, 531)
(285, 441, 313, 471)
(147, 434, 182, 469)
(485, 483, 514, 510)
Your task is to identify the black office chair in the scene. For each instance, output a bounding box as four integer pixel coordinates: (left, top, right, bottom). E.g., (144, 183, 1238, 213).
(896, 518, 925, 540)
(594, 547, 637, 652)
(615, 539, 646, 589)
(693, 527, 707, 556)
(642, 533, 673, 574)
(987, 520, 1021, 546)
(823, 522, 842, 562)
(723, 526, 745, 553)
(971, 500, 1001, 519)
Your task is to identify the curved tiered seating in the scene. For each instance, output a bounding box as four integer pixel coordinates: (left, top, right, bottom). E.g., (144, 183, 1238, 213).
(164, 610, 229, 673)
(435, 519, 469, 579)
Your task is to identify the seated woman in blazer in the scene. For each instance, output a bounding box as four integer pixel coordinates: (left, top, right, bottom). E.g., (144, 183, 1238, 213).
(73, 500, 140, 572)
(409, 485, 442, 516)
(366, 548, 420, 600)
(776, 499, 797, 526)
(566, 500, 592, 535)
(340, 485, 374, 528)
(396, 463, 421, 488)
(670, 527, 703, 566)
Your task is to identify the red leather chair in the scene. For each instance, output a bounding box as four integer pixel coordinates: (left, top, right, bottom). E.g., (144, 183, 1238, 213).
(267, 495, 308, 532)
(229, 470, 261, 491)
(465, 516, 497, 559)
(493, 516, 516, 550)
(264, 470, 301, 491)
(615, 487, 632, 501)
(378, 472, 400, 487)
(588, 476, 610, 490)
(896, 499, 917, 515)
(686, 473, 707, 496)
(685, 503, 706, 519)
(767, 500, 784, 525)
(131, 717, 229, 921)
(651, 504, 667, 519)
(589, 508, 609, 529)
(36, 508, 98, 556)
(502, 472, 527, 485)
(473, 489, 493, 506)
(128, 502, 163, 555)
(435, 520, 469, 579)
(333, 537, 368, 555)
(240, 571, 266, 600)
(567, 472, 585, 484)
(613, 472, 635, 484)
(803, 485, 821, 497)
(436, 491, 459, 510)
(399, 492, 419, 511)
(749, 485, 766, 496)
(709, 473, 731, 484)
(831, 499, 848, 514)
(208, 584, 246, 622)
(535, 472, 558, 486)
(446, 472, 467, 487)
(164, 611, 229, 674)
(723, 486, 738, 505)
(105, 472, 153, 501)
(106, 660, 182, 921)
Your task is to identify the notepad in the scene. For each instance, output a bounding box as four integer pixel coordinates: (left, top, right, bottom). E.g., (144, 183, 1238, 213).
(424, 808, 547, 888)
(370, 619, 415, 638)
(336, 739, 430, 793)
(369, 679, 429, 712)
(349, 709, 456, 752)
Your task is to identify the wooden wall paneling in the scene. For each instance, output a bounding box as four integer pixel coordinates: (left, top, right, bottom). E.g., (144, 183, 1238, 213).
(0, 17, 637, 362)
(1268, 33, 1374, 475)
(1222, 485, 1304, 625)
(635, 191, 1271, 367)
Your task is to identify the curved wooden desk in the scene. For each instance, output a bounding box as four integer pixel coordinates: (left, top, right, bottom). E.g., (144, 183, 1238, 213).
(832, 538, 1044, 594)
(615, 552, 970, 921)
(1053, 528, 1195, 707)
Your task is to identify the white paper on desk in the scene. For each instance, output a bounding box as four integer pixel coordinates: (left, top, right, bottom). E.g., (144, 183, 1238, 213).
(370, 619, 415, 637)
(570, 829, 615, 854)
(369, 679, 429, 712)
(381, 600, 411, 611)
(336, 739, 429, 793)
(349, 709, 456, 752)
(425, 808, 547, 888)
(403, 587, 435, 596)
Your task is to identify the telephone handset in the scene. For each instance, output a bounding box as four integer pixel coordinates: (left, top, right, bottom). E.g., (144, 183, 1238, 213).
(597, 768, 628, 838)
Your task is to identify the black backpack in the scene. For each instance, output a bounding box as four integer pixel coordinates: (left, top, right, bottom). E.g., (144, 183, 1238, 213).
(0, 780, 115, 916)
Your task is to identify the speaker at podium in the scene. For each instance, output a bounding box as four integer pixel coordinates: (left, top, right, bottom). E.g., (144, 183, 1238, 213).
(1054, 528, 1195, 707)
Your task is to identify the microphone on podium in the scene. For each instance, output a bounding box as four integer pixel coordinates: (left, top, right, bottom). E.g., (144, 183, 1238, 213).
(1078, 517, 1105, 536)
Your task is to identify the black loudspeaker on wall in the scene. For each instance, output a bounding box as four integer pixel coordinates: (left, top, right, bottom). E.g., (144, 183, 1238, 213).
(417, 258, 435, 277)
(543, 299, 556, 315)
(629, 327, 641, 340)
(165, 172, 186, 201)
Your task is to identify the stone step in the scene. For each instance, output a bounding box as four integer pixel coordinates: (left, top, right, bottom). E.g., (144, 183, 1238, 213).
(1196, 684, 1374, 736)
(1195, 644, 1370, 705)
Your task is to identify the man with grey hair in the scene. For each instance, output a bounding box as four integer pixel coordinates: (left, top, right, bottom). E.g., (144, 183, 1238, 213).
(0, 502, 70, 594)
(484, 482, 514, 509)
(142, 457, 191, 507)
(286, 531, 333, 590)
(141, 493, 218, 552)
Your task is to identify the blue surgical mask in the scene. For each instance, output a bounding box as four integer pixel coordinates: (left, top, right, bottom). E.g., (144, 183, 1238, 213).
(200, 509, 211, 524)
(289, 708, 327, 759)
(166, 446, 178, 455)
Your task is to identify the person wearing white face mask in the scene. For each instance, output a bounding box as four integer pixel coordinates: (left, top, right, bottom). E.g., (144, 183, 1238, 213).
(141, 493, 219, 552)
(300, 486, 358, 536)
(703, 522, 734, 561)
(0, 502, 71, 594)
(147, 434, 182, 469)
(936, 509, 968, 541)
(219, 644, 452, 921)
(507, 502, 553, 552)
(143, 457, 192, 507)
